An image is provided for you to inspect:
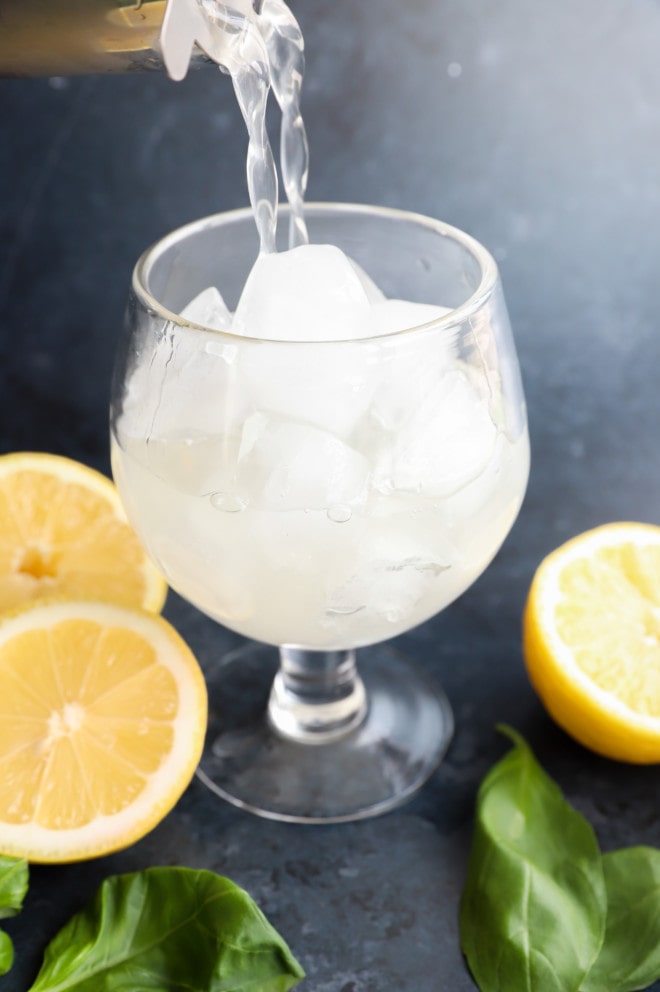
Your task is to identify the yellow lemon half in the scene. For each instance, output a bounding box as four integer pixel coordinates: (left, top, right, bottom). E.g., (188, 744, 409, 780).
(524, 522, 660, 763)
(0, 599, 207, 862)
(0, 451, 166, 614)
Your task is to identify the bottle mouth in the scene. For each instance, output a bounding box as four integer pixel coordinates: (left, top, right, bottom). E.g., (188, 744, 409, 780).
(159, 0, 262, 80)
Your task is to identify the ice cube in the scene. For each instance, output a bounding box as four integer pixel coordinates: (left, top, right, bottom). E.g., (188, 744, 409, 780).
(234, 330, 377, 439)
(325, 517, 454, 627)
(233, 243, 373, 341)
(349, 258, 386, 304)
(366, 307, 456, 436)
(370, 299, 451, 336)
(391, 366, 498, 498)
(119, 321, 246, 441)
(180, 286, 232, 332)
(230, 247, 458, 439)
(441, 430, 530, 561)
(326, 559, 440, 625)
(236, 414, 370, 510)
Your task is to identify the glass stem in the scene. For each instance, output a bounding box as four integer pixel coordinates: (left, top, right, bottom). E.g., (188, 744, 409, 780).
(268, 647, 367, 744)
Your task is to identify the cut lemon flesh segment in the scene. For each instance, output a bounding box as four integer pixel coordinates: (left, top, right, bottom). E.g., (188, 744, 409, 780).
(0, 599, 207, 862)
(0, 451, 166, 614)
(523, 522, 660, 763)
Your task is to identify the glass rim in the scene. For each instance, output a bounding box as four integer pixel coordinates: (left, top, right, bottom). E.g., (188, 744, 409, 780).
(133, 201, 500, 344)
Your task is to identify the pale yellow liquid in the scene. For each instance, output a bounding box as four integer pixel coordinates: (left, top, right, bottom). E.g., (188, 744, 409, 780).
(111, 422, 529, 650)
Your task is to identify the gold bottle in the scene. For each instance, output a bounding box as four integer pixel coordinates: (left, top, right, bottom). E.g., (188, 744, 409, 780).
(0, 0, 259, 78)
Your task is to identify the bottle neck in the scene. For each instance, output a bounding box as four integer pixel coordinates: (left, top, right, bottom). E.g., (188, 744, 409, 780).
(0, 0, 212, 77)
(0, 0, 252, 79)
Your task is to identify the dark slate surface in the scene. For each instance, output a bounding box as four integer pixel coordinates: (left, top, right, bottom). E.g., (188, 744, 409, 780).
(3, 0, 660, 988)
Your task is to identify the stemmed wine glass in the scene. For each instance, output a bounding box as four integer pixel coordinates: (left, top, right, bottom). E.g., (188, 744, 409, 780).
(110, 203, 529, 823)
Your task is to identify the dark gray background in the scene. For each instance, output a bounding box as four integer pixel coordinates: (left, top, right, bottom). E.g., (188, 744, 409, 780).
(2, 0, 660, 988)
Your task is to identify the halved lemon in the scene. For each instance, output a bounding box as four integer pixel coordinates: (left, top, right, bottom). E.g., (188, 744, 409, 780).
(523, 522, 660, 763)
(0, 599, 207, 862)
(0, 451, 166, 614)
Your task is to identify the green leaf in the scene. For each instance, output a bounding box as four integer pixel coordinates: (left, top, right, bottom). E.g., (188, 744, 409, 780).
(29, 866, 305, 992)
(0, 856, 28, 920)
(0, 929, 14, 976)
(580, 846, 660, 992)
(460, 725, 606, 992)
(0, 856, 28, 976)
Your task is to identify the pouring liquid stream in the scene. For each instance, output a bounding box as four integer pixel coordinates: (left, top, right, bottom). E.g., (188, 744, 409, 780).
(198, 0, 309, 253)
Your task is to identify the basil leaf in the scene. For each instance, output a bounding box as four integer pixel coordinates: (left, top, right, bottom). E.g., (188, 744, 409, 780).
(0, 856, 28, 976)
(0, 929, 14, 975)
(580, 846, 660, 992)
(0, 855, 28, 920)
(29, 866, 305, 992)
(460, 726, 606, 992)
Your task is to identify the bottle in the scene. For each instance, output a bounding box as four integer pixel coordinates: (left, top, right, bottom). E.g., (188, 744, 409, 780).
(0, 0, 258, 80)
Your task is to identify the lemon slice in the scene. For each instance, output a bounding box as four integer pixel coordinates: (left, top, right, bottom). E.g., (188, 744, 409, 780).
(523, 522, 660, 763)
(0, 599, 207, 862)
(0, 452, 166, 614)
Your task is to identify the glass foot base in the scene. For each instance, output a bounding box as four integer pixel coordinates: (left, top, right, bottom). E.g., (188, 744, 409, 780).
(197, 642, 454, 823)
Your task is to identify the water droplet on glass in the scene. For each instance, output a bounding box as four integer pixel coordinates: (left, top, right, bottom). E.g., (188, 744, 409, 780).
(327, 504, 352, 523)
(210, 492, 248, 513)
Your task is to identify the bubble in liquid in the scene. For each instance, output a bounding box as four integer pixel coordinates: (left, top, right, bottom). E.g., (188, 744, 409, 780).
(327, 504, 352, 523)
(210, 492, 248, 513)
